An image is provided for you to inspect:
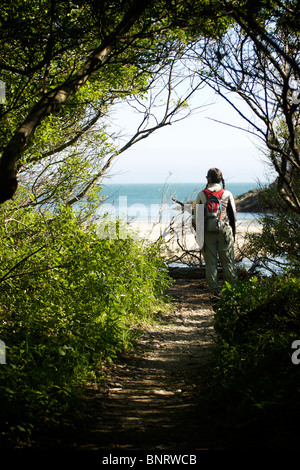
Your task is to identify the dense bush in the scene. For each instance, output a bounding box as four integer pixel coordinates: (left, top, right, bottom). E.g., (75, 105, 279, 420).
(0, 203, 171, 443)
(204, 181, 300, 446)
(210, 274, 300, 437)
(245, 187, 300, 272)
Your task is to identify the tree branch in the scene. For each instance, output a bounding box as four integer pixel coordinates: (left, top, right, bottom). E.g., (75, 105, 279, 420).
(0, 0, 153, 204)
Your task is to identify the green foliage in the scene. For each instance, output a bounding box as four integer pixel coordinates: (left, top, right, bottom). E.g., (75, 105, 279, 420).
(248, 211, 300, 266)
(0, 201, 171, 443)
(0, 0, 229, 155)
(244, 187, 300, 272)
(209, 274, 300, 434)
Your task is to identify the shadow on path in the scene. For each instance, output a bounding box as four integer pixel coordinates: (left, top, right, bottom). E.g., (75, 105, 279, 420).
(38, 278, 225, 451)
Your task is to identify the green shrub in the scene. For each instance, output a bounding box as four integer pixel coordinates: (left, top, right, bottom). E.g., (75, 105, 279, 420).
(245, 187, 300, 272)
(210, 275, 300, 429)
(0, 204, 171, 442)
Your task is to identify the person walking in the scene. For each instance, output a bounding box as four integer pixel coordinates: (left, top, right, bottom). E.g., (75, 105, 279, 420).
(195, 168, 237, 298)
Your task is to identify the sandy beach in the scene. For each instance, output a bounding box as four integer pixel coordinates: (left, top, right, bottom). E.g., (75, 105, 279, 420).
(127, 217, 261, 244)
(126, 215, 262, 264)
(96, 209, 262, 264)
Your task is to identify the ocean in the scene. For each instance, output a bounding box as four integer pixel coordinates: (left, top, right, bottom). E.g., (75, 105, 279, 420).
(95, 182, 284, 275)
(97, 182, 262, 223)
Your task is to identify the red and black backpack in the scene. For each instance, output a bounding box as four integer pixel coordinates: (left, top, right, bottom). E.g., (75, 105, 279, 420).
(203, 188, 225, 232)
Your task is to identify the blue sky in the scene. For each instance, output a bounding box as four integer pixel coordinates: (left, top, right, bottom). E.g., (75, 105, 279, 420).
(106, 89, 274, 185)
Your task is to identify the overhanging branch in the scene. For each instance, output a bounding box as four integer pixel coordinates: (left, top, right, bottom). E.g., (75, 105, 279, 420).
(0, 0, 153, 204)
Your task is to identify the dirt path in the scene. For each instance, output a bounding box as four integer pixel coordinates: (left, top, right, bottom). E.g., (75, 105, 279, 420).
(41, 277, 225, 451)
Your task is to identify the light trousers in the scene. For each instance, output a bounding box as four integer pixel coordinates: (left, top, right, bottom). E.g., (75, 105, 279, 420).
(202, 224, 237, 292)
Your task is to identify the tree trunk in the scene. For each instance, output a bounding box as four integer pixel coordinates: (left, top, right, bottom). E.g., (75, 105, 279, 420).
(0, 0, 152, 204)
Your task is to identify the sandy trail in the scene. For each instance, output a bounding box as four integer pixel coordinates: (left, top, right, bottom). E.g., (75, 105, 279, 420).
(47, 277, 221, 451)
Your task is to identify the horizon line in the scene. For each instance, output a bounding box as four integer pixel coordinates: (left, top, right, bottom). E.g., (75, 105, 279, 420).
(100, 181, 268, 185)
